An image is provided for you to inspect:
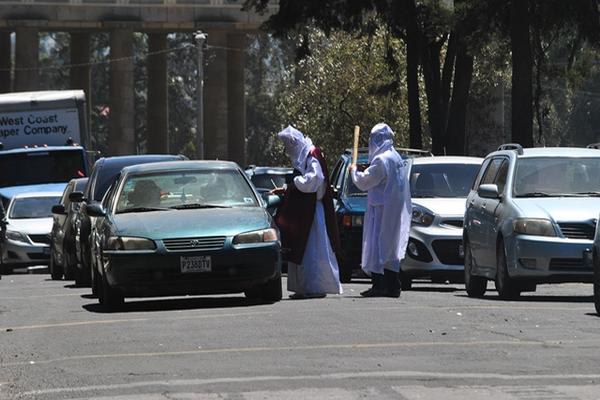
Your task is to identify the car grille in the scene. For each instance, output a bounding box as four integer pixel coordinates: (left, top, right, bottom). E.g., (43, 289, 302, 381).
(557, 223, 595, 240)
(549, 258, 589, 272)
(163, 236, 226, 252)
(442, 219, 463, 228)
(431, 239, 463, 265)
(28, 234, 51, 245)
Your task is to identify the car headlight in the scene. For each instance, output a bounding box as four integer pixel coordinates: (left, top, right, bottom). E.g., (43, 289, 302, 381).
(106, 236, 156, 251)
(513, 218, 556, 237)
(412, 205, 435, 227)
(6, 230, 29, 243)
(342, 215, 364, 227)
(233, 228, 278, 245)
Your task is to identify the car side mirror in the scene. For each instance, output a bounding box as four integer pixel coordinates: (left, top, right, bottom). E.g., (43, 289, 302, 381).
(478, 184, 500, 199)
(51, 204, 66, 215)
(69, 191, 86, 203)
(261, 193, 282, 209)
(85, 203, 106, 217)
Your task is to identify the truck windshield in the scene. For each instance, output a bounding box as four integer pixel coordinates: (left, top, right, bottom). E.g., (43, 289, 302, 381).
(0, 150, 86, 187)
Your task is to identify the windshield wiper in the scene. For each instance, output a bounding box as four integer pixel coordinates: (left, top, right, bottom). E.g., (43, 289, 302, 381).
(169, 203, 231, 209)
(516, 192, 553, 197)
(117, 206, 171, 214)
(573, 191, 600, 197)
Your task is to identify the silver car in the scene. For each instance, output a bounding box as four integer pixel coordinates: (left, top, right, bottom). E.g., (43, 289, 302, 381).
(402, 156, 483, 287)
(464, 144, 600, 299)
(2, 192, 63, 271)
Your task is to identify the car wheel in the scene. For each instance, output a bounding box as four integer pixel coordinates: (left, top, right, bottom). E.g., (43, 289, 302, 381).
(594, 249, 600, 315)
(99, 272, 124, 311)
(76, 246, 92, 286)
(495, 239, 520, 300)
(245, 275, 282, 303)
(50, 253, 63, 280)
(63, 246, 77, 280)
(464, 240, 487, 298)
(91, 266, 100, 298)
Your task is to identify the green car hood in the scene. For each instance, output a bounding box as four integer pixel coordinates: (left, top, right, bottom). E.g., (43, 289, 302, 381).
(112, 207, 271, 239)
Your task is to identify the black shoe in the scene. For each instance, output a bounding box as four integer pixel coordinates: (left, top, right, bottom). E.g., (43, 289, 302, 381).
(384, 269, 401, 298)
(361, 272, 385, 297)
(360, 287, 385, 297)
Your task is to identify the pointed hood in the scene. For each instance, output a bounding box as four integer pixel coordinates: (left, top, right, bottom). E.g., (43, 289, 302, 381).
(368, 123, 394, 163)
(277, 125, 314, 173)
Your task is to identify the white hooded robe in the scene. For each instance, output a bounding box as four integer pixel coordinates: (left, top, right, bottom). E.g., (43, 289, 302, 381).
(350, 123, 412, 274)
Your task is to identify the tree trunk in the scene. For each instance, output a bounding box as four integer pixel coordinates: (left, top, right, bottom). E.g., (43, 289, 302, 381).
(510, 0, 533, 147)
(445, 45, 473, 155)
(441, 32, 456, 135)
(404, 0, 423, 149)
(421, 41, 444, 155)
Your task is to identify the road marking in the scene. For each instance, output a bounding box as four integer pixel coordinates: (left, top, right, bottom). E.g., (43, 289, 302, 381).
(4, 338, 598, 367)
(19, 371, 600, 397)
(0, 311, 272, 332)
(0, 293, 82, 300)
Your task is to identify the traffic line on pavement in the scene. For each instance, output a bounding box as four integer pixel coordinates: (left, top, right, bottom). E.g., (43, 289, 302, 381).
(0, 311, 272, 332)
(2, 339, 594, 367)
(19, 371, 600, 397)
(0, 293, 83, 300)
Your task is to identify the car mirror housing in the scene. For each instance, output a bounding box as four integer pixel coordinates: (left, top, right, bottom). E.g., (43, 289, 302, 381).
(478, 184, 500, 199)
(51, 204, 66, 215)
(69, 191, 86, 203)
(86, 203, 106, 217)
(261, 193, 282, 209)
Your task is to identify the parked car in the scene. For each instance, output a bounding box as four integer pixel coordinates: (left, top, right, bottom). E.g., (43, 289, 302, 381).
(1, 191, 63, 273)
(464, 144, 600, 299)
(329, 147, 431, 283)
(85, 160, 282, 310)
(401, 156, 483, 288)
(49, 177, 89, 280)
(586, 218, 600, 315)
(71, 154, 187, 286)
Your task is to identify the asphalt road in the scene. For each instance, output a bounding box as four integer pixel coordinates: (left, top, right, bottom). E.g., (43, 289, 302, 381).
(1, 274, 600, 399)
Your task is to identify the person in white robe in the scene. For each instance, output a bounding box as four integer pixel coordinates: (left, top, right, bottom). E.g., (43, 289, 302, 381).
(275, 126, 343, 299)
(350, 123, 412, 297)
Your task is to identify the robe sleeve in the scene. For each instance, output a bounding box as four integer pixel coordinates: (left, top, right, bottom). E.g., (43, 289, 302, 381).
(351, 157, 386, 191)
(293, 156, 324, 193)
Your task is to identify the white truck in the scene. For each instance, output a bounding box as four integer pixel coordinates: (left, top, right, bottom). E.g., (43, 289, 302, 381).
(0, 90, 91, 189)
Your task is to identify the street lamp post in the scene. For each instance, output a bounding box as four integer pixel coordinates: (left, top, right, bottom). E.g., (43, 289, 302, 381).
(195, 31, 207, 160)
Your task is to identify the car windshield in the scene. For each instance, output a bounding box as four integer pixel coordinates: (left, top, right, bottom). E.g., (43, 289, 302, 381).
(0, 150, 86, 187)
(250, 173, 290, 190)
(514, 157, 600, 197)
(9, 196, 61, 219)
(411, 163, 480, 198)
(115, 170, 258, 213)
(345, 163, 369, 196)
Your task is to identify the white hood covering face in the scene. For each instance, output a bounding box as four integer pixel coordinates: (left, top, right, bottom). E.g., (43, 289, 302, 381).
(277, 125, 314, 173)
(368, 122, 394, 163)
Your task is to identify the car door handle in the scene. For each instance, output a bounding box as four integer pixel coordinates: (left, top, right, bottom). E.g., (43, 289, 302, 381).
(481, 203, 487, 210)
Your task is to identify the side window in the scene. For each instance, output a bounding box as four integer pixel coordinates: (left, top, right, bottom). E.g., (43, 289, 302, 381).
(481, 158, 503, 185)
(472, 158, 491, 190)
(61, 183, 73, 207)
(494, 160, 509, 194)
(330, 159, 344, 190)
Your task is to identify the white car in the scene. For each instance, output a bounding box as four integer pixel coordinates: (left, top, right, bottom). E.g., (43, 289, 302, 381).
(2, 191, 62, 272)
(401, 156, 483, 288)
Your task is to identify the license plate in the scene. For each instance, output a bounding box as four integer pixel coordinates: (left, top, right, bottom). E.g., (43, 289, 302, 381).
(180, 256, 211, 273)
(458, 243, 464, 258)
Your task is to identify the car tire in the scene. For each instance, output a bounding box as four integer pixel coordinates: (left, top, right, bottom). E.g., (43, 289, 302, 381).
(99, 272, 124, 311)
(464, 240, 487, 298)
(91, 266, 100, 298)
(50, 254, 63, 280)
(245, 275, 282, 303)
(495, 239, 520, 300)
(594, 249, 600, 315)
(76, 246, 92, 286)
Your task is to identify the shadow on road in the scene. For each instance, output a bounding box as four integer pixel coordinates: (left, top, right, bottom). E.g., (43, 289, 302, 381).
(82, 296, 272, 313)
(407, 286, 461, 293)
(455, 293, 594, 303)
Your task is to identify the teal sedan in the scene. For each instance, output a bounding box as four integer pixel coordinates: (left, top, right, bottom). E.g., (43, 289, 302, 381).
(87, 160, 282, 310)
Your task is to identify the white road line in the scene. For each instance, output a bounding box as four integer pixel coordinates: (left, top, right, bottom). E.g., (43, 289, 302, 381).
(20, 371, 600, 397)
(5, 338, 599, 367)
(0, 311, 272, 332)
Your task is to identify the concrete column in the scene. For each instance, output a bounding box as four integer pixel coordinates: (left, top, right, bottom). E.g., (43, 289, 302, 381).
(0, 31, 11, 93)
(14, 27, 39, 92)
(70, 32, 91, 147)
(227, 33, 246, 167)
(146, 32, 169, 154)
(204, 30, 228, 160)
(109, 29, 135, 155)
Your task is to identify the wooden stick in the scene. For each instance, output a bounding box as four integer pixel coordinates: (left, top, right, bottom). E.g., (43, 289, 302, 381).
(352, 125, 360, 166)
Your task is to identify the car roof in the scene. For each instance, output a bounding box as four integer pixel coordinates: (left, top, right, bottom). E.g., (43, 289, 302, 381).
(489, 146, 600, 159)
(94, 154, 185, 168)
(121, 160, 240, 175)
(245, 166, 293, 174)
(12, 191, 63, 199)
(0, 183, 67, 199)
(0, 146, 85, 155)
(412, 156, 483, 165)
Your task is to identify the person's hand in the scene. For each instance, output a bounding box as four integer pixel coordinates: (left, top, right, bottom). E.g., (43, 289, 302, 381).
(269, 187, 286, 196)
(348, 164, 356, 173)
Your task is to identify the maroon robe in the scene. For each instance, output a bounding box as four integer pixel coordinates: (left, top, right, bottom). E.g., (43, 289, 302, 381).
(274, 147, 341, 265)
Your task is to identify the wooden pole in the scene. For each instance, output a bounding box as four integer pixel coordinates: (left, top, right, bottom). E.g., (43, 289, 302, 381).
(352, 125, 360, 166)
